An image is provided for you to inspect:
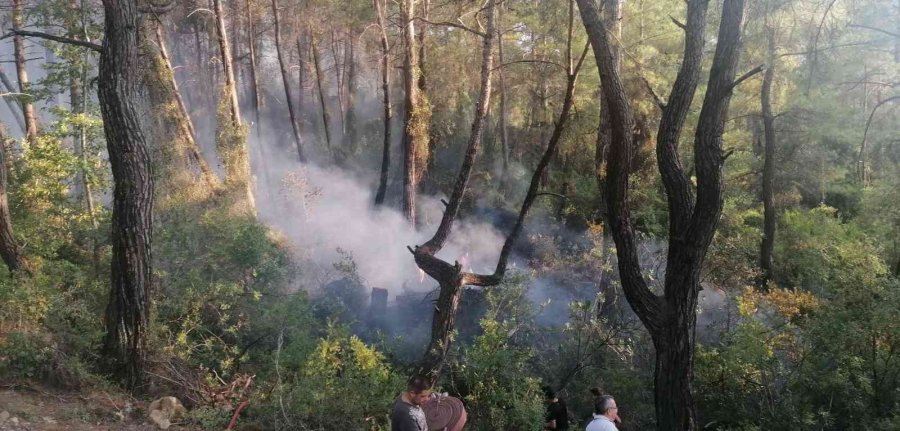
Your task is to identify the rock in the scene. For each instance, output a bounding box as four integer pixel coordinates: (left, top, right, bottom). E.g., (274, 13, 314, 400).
(0, 410, 9, 423)
(148, 396, 186, 430)
(42, 416, 57, 424)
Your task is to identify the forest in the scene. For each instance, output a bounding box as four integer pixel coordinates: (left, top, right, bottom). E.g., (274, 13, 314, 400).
(0, 0, 898, 429)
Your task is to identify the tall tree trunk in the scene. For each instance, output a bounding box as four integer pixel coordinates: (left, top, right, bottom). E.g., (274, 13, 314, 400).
(373, 0, 392, 206)
(13, 0, 38, 141)
(400, 0, 431, 224)
(0, 136, 24, 273)
(577, 0, 749, 428)
(213, 0, 242, 124)
(213, 0, 254, 208)
(331, 30, 346, 139)
(497, 3, 510, 191)
(271, 0, 305, 161)
(595, 0, 621, 199)
(99, 0, 154, 391)
(759, 29, 777, 287)
(344, 38, 358, 158)
(311, 37, 332, 149)
(245, 0, 262, 136)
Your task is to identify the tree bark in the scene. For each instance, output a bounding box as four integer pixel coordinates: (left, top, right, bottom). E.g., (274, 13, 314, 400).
(412, 2, 590, 386)
(577, 0, 749, 428)
(344, 38, 358, 159)
(311, 37, 332, 149)
(245, 0, 262, 136)
(213, 0, 242, 124)
(99, 0, 154, 391)
(497, 3, 510, 191)
(271, 0, 305, 161)
(154, 24, 216, 185)
(400, 0, 430, 225)
(760, 29, 777, 287)
(595, 0, 620, 197)
(373, 0, 392, 206)
(0, 136, 24, 273)
(13, 0, 38, 141)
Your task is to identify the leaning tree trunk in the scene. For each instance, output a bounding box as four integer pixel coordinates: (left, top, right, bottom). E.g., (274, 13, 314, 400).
(0, 134, 24, 273)
(0, 70, 26, 135)
(373, 0, 392, 206)
(595, 0, 620, 196)
(213, 0, 254, 208)
(13, 0, 38, 141)
(271, 0, 305, 161)
(99, 0, 154, 391)
(759, 29, 777, 287)
(577, 0, 750, 429)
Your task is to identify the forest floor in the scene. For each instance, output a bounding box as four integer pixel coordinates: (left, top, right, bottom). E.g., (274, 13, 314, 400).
(0, 385, 194, 431)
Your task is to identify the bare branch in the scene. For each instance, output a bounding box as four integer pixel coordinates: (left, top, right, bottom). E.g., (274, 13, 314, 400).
(416, 17, 486, 38)
(0, 30, 101, 52)
(492, 59, 565, 71)
(669, 15, 686, 30)
(849, 24, 900, 39)
(728, 64, 765, 93)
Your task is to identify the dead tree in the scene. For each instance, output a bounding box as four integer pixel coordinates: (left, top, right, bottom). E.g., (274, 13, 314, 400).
(760, 28, 777, 287)
(0, 133, 24, 273)
(857, 95, 900, 186)
(373, 0, 392, 206)
(577, 0, 758, 428)
(410, 0, 589, 385)
(271, 0, 305, 161)
(13, 0, 38, 140)
(99, 0, 154, 390)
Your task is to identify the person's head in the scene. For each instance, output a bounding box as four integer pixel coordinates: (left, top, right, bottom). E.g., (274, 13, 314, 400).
(542, 386, 557, 403)
(405, 375, 432, 406)
(593, 395, 619, 421)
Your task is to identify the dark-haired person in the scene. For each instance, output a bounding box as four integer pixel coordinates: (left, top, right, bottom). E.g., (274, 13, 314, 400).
(391, 376, 431, 431)
(585, 395, 619, 431)
(543, 386, 570, 430)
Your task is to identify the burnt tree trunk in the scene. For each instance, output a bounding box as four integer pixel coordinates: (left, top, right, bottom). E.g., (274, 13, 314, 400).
(311, 37, 332, 149)
(373, 0, 391, 206)
(759, 29, 777, 287)
(271, 0, 305, 161)
(13, 0, 38, 141)
(99, 0, 154, 391)
(0, 136, 24, 273)
(577, 0, 750, 429)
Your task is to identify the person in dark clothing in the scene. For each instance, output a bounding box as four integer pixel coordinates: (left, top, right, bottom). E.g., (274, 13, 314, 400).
(391, 376, 431, 431)
(543, 386, 570, 430)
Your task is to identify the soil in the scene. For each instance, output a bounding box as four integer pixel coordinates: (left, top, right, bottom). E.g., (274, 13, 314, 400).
(0, 385, 194, 431)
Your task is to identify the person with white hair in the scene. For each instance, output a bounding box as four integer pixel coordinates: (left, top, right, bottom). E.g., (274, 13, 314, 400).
(585, 394, 620, 431)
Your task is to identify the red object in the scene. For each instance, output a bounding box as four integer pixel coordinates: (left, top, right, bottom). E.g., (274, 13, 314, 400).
(226, 401, 249, 430)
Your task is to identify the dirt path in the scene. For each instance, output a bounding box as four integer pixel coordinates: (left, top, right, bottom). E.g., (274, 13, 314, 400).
(0, 386, 193, 431)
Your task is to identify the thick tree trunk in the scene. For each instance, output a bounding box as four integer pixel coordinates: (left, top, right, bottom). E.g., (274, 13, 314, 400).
(400, 0, 430, 224)
(331, 31, 346, 139)
(99, 0, 154, 391)
(13, 0, 38, 141)
(577, 0, 748, 428)
(595, 0, 620, 195)
(344, 38, 358, 158)
(271, 0, 305, 161)
(373, 0, 391, 206)
(759, 30, 777, 287)
(311, 38, 332, 149)
(0, 137, 24, 273)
